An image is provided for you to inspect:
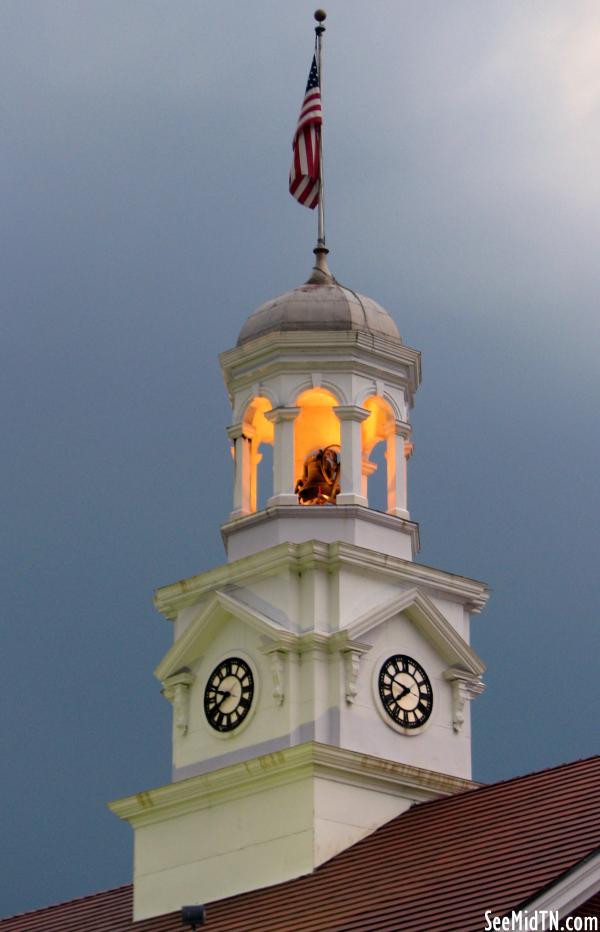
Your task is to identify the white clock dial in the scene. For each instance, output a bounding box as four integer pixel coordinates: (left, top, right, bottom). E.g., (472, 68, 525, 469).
(378, 654, 433, 730)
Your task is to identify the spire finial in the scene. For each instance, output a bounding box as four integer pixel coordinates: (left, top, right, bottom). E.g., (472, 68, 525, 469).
(306, 243, 334, 284)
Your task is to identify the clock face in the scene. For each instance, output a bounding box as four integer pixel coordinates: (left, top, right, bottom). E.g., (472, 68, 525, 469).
(378, 654, 433, 730)
(204, 657, 255, 733)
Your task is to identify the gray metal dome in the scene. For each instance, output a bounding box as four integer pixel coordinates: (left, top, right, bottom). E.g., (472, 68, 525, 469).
(237, 281, 401, 346)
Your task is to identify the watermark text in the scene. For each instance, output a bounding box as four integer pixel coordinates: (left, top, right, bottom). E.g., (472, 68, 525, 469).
(484, 910, 598, 931)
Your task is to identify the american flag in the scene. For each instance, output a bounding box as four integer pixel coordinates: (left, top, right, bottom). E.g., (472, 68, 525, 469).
(289, 54, 322, 209)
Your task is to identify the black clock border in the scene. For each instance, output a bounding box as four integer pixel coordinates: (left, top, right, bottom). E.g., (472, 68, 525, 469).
(378, 653, 433, 730)
(204, 656, 255, 733)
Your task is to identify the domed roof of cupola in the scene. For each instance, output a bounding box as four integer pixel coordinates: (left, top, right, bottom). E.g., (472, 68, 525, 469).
(237, 248, 401, 346)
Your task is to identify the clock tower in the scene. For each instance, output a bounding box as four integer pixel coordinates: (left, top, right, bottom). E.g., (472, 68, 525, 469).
(110, 248, 489, 921)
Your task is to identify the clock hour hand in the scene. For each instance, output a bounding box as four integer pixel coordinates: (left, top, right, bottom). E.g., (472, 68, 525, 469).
(215, 689, 232, 708)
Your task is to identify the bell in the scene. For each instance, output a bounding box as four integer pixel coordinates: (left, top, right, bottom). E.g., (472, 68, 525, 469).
(295, 444, 341, 505)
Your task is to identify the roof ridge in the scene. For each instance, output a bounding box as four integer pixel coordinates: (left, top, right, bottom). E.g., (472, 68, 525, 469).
(335, 281, 371, 329)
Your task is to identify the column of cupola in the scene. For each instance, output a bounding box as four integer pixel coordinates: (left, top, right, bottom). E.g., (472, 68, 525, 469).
(265, 406, 301, 506)
(333, 405, 370, 506)
(385, 419, 412, 520)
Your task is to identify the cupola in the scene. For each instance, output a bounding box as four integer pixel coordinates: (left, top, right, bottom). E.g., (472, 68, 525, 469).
(219, 248, 422, 563)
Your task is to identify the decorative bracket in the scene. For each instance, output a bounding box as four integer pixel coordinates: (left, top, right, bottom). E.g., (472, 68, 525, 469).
(261, 634, 370, 706)
(443, 667, 485, 733)
(330, 634, 371, 705)
(161, 669, 196, 737)
(261, 646, 288, 705)
(341, 649, 363, 704)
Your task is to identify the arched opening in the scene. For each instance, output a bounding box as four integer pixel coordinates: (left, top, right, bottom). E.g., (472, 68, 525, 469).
(366, 439, 387, 513)
(294, 388, 341, 505)
(361, 396, 395, 512)
(237, 396, 273, 513)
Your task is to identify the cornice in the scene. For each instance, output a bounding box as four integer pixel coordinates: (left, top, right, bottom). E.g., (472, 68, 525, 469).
(219, 331, 421, 400)
(154, 544, 304, 620)
(108, 741, 476, 828)
(154, 538, 490, 621)
(328, 542, 490, 612)
(220, 330, 421, 373)
(220, 504, 421, 556)
(312, 743, 478, 798)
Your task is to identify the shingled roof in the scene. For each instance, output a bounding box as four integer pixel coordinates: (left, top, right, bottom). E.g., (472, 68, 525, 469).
(3, 755, 600, 932)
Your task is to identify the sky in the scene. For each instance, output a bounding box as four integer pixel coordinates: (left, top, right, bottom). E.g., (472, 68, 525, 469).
(2, 0, 599, 918)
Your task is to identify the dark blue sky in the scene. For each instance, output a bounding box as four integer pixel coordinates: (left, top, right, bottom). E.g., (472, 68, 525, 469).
(2, 0, 599, 918)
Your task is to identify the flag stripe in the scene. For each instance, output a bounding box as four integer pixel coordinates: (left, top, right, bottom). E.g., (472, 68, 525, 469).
(289, 54, 322, 210)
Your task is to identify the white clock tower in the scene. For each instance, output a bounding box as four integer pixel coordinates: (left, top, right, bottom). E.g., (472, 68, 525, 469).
(110, 248, 490, 921)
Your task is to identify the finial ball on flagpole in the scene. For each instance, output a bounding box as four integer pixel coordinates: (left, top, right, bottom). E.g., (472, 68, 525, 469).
(314, 9, 327, 22)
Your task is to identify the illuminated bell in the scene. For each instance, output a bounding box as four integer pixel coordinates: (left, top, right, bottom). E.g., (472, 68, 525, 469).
(295, 444, 341, 505)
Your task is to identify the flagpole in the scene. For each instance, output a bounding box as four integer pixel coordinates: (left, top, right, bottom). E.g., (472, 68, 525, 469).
(315, 9, 326, 248)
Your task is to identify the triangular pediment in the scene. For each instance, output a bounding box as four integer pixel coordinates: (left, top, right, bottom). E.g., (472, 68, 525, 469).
(346, 588, 485, 676)
(154, 590, 295, 682)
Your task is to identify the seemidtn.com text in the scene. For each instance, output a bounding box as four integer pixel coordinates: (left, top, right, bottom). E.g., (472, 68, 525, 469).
(484, 911, 598, 931)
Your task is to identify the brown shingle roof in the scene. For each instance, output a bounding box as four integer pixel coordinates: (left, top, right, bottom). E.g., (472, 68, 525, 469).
(3, 755, 600, 932)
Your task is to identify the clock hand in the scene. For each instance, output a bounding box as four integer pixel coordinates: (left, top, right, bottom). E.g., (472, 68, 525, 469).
(216, 691, 232, 709)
